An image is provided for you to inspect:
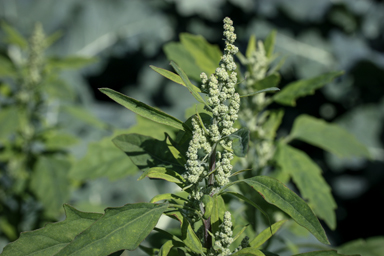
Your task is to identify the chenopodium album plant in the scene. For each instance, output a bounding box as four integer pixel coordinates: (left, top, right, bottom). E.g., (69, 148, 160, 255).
(0, 22, 98, 244)
(2, 17, 371, 256)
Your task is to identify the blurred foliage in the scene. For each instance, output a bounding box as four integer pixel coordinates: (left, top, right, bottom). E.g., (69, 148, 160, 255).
(0, 0, 383, 254)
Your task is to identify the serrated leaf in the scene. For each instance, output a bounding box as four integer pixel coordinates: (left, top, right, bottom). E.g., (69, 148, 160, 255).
(274, 71, 344, 106)
(240, 87, 280, 98)
(112, 133, 184, 173)
(293, 250, 359, 256)
(180, 33, 222, 76)
(55, 203, 168, 255)
(338, 236, 384, 256)
(264, 30, 276, 58)
(275, 143, 337, 229)
(226, 128, 250, 157)
(138, 167, 185, 184)
(1, 22, 28, 48)
(170, 61, 210, 110)
(232, 247, 266, 255)
(1, 204, 102, 256)
(30, 156, 71, 218)
(47, 56, 97, 69)
(100, 88, 184, 131)
(290, 115, 370, 159)
(253, 73, 281, 90)
(222, 176, 329, 245)
(250, 220, 287, 248)
(211, 195, 226, 235)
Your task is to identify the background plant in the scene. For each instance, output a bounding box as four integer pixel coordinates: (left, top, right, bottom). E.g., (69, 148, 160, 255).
(1, 17, 381, 256)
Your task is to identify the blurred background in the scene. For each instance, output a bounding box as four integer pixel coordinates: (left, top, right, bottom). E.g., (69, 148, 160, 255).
(0, 0, 383, 254)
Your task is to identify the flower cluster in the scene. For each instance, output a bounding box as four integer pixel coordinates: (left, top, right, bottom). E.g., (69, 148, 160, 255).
(211, 211, 234, 256)
(184, 17, 240, 188)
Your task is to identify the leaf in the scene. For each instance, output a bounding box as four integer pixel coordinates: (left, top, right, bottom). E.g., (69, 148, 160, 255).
(1, 22, 28, 48)
(226, 128, 250, 157)
(1, 204, 102, 256)
(170, 61, 210, 110)
(232, 247, 266, 255)
(112, 133, 184, 173)
(338, 236, 384, 256)
(211, 195, 226, 234)
(159, 240, 174, 256)
(69, 132, 138, 181)
(293, 250, 359, 256)
(0, 55, 16, 78)
(150, 193, 187, 204)
(232, 224, 249, 243)
(224, 176, 329, 245)
(138, 167, 185, 184)
(0, 107, 19, 142)
(100, 88, 184, 131)
(181, 218, 204, 255)
(262, 109, 284, 140)
(43, 132, 78, 150)
(62, 105, 107, 129)
(273, 71, 344, 106)
(30, 156, 71, 218)
(180, 33, 222, 76)
(150, 65, 201, 92)
(166, 136, 187, 166)
(240, 87, 280, 98)
(249, 220, 287, 248)
(164, 42, 201, 81)
(264, 30, 276, 58)
(47, 56, 97, 69)
(246, 35, 256, 58)
(55, 203, 168, 255)
(253, 73, 281, 90)
(139, 245, 160, 256)
(275, 143, 337, 229)
(290, 115, 370, 159)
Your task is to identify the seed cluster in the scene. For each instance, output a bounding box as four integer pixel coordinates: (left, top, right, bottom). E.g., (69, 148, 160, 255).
(210, 211, 234, 256)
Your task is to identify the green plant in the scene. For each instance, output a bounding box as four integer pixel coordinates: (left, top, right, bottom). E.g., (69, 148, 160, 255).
(1, 17, 379, 256)
(0, 22, 99, 243)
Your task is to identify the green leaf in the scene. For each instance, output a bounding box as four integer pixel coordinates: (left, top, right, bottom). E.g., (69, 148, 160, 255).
(1, 22, 28, 48)
(138, 167, 185, 184)
(293, 250, 359, 256)
(264, 30, 276, 58)
(275, 143, 337, 229)
(43, 132, 78, 150)
(47, 56, 97, 69)
(0, 107, 19, 142)
(249, 220, 287, 248)
(164, 42, 201, 81)
(0, 55, 16, 78)
(338, 236, 384, 256)
(159, 240, 174, 256)
(30, 156, 71, 218)
(170, 61, 210, 110)
(63, 105, 107, 129)
(166, 136, 187, 166)
(139, 245, 160, 256)
(226, 128, 250, 157)
(211, 195, 226, 234)
(262, 109, 284, 140)
(180, 33, 222, 76)
(246, 35, 256, 58)
(232, 247, 266, 255)
(100, 88, 185, 131)
(112, 133, 184, 173)
(69, 132, 138, 181)
(150, 65, 201, 92)
(150, 193, 187, 204)
(273, 71, 344, 106)
(55, 203, 168, 255)
(225, 176, 329, 245)
(1, 204, 102, 256)
(181, 218, 204, 255)
(253, 73, 281, 90)
(240, 87, 280, 98)
(290, 115, 370, 158)
(232, 224, 249, 243)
